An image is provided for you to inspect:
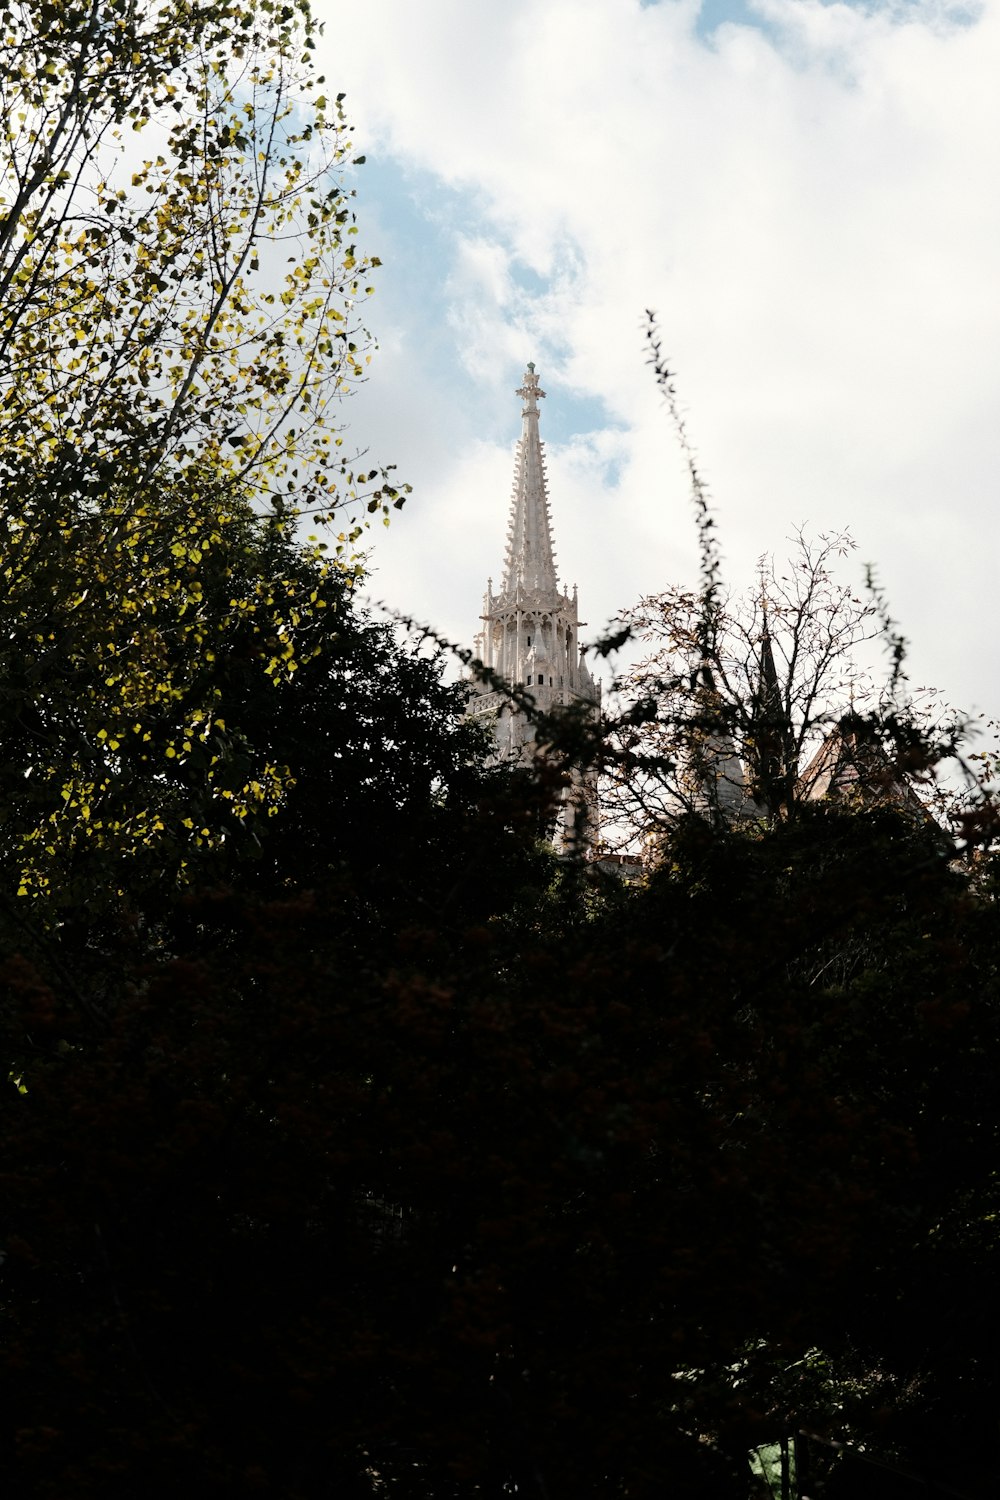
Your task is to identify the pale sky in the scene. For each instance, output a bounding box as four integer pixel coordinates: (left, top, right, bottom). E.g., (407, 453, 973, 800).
(316, 0, 1000, 731)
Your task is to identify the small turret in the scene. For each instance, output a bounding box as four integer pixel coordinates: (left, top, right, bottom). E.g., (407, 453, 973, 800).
(748, 606, 795, 815)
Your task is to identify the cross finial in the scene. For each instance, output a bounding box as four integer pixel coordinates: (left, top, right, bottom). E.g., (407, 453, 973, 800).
(516, 363, 546, 415)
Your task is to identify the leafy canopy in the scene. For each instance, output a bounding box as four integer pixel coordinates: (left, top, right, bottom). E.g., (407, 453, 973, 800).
(0, 0, 403, 907)
(0, 0, 394, 518)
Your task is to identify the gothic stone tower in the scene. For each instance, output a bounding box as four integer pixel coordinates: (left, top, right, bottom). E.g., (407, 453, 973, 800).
(468, 365, 600, 848)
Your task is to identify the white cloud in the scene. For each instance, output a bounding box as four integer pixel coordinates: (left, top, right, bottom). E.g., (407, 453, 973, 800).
(319, 0, 1000, 721)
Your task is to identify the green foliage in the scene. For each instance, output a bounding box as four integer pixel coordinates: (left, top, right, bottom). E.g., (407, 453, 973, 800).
(0, 0, 411, 913)
(2, 490, 305, 910)
(0, 0, 392, 518)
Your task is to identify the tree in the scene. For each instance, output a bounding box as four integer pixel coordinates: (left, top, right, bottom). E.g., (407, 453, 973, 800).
(604, 528, 897, 839)
(0, 0, 406, 917)
(602, 321, 957, 847)
(0, 0, 392, 519)
(0, 532, 569, 1498)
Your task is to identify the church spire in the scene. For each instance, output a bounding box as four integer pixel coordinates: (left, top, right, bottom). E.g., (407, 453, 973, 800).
(468, 365, 601, 851)
(502, 363, 558, 596)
